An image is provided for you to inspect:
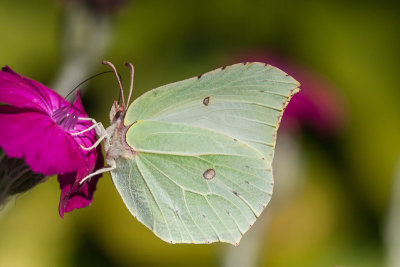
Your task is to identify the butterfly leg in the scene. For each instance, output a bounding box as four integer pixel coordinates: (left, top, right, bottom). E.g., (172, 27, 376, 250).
(70, 122, 102, 136)
(79, 160, 116, 184)
(79, 135, 107, 151)
(77, 117, 110, 151)
(78, 117, 108, 138)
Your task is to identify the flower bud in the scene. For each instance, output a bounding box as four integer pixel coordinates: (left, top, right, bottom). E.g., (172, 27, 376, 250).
(0, 150, 46, 207)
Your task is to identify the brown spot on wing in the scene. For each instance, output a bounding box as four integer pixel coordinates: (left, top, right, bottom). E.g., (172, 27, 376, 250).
(203, 168, 215, 180)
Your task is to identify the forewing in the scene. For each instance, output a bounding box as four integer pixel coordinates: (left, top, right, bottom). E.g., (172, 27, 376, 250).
(124, 63, 299, 161)
(111, 63, 299, 244)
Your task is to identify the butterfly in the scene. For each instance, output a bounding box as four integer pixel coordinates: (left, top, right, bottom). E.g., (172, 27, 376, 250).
(79, 61, 300, 245)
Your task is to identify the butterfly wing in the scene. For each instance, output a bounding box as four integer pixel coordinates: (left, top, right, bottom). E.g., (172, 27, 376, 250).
(111, 63, 300, 245)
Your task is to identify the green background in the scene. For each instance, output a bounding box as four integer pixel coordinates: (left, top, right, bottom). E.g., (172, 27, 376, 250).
(0, 0, 399, 266)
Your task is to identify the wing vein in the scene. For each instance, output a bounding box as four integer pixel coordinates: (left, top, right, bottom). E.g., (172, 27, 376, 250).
(140, 155, 208, 195)
(182, 190, 209, 241)
(136, 158, 174, 242)
(214, 173, 260, 217)
(204, 195, 236, 242)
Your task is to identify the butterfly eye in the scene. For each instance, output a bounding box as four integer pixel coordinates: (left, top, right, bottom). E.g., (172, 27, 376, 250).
(114, 110, 122, 120)
(203, 96, 210, 106)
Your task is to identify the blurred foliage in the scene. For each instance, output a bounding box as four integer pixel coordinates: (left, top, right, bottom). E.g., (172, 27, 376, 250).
(0, 0, 399, 266)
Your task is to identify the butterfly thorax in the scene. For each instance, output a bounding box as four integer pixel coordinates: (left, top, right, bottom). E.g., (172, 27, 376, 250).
(105, 102, 136, 165)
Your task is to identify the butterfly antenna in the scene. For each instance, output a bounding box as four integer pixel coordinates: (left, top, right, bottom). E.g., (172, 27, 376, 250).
(102, 60, 126, 108)
(125, 62, 134, 106)
(64, 70, 114, 100)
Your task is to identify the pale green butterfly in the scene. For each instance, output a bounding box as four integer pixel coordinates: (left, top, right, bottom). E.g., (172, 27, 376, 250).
(79, 61, 300, 245)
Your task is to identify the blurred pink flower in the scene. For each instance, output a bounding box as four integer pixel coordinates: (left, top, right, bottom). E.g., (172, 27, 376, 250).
(0, 66, 104, 217)
(233, 51, 347, 137)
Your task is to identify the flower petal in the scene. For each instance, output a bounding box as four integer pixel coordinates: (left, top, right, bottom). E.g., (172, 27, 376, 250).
(0, 106, 86, 175)
(58, 173, 100, 217)
(0, 66, 66, 114)
(58, 145, 104, 217)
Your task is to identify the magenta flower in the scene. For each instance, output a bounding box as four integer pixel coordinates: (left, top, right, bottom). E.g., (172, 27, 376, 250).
(0, 66, 104, 217)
